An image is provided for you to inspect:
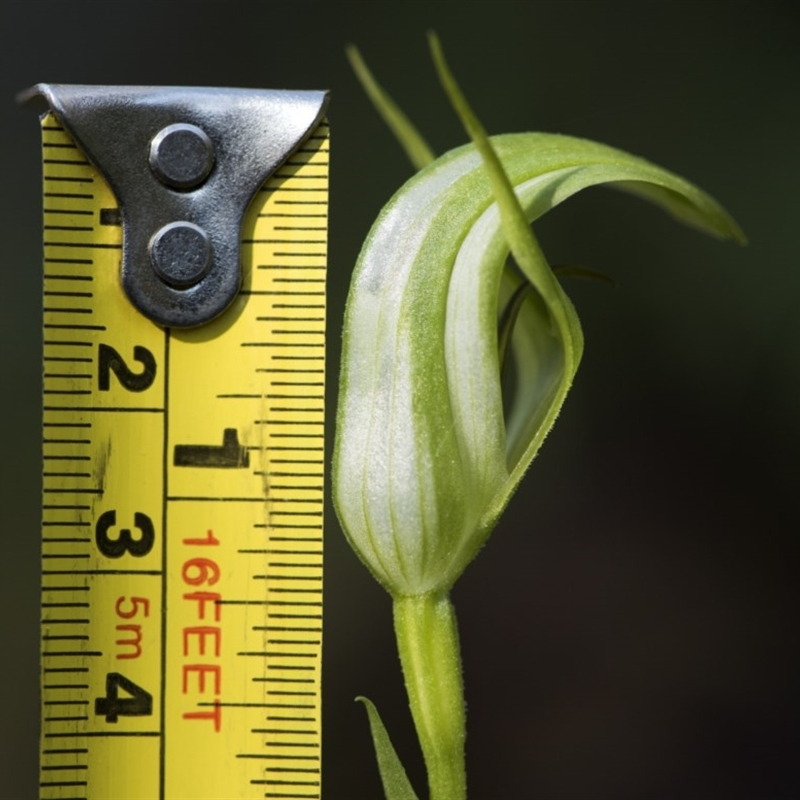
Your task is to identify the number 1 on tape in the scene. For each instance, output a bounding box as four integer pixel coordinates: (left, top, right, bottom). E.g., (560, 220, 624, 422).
(28, 85, 329, 799)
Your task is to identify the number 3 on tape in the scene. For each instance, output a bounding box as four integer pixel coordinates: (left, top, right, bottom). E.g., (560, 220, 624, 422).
(23, 84, 329, 800)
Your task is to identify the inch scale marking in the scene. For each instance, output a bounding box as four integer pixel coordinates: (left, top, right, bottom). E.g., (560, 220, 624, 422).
(39, 112, 328, 800)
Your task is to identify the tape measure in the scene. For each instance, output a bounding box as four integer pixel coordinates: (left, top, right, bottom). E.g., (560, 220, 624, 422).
(30, 85, 329, 799)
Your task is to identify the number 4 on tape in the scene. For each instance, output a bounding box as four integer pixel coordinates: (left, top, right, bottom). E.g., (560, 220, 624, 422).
(23, 83, 329, 800)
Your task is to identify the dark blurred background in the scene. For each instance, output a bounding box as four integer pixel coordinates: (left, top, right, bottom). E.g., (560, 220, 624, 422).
(1, 1, 797, 798)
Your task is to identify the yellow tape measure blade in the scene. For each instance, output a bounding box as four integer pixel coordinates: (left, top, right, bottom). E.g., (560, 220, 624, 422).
(39, 109, 328, 800)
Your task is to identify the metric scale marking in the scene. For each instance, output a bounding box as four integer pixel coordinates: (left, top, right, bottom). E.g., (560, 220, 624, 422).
(38, 107, 328, 799)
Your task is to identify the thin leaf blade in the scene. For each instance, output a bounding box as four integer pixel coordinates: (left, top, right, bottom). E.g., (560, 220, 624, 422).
(356, 696, 420, 800)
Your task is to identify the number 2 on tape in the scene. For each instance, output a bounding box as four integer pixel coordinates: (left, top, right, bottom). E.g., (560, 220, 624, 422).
(28, 84, 329, 800)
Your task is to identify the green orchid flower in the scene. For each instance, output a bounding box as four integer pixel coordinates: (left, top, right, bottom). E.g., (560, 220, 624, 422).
(334, 55, 742, 599)
(334, 36, 744, 800)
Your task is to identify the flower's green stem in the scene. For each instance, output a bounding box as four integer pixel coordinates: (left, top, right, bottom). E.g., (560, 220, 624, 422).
(393, 593, 467, 800)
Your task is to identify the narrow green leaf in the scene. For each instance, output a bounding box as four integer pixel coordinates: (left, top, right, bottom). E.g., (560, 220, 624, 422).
(356, 696, 420, 800)
(347, 45, 436, 171)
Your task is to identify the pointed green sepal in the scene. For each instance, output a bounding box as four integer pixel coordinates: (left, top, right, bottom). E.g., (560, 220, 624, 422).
(347, 45, 436, 171)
